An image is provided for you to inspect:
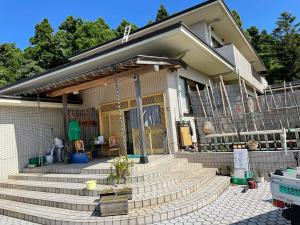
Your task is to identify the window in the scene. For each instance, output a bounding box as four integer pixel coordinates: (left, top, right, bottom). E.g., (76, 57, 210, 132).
(130, 105, 161, 128)
(179, 77, 205, 116)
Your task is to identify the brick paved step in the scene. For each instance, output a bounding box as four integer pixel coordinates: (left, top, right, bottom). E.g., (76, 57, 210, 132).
(129, 176, 230, 224)
(21, 155, 176, 175)
(9, 163, 202, 188)
(132, 163, 203, 194)
(0, 188, 98, 212)
(0, 180, 113, 196)
(9, 169, 162, 184)
(16, 158, 191, 185)
(0, 176, 229, 225)
(129, 168, 217, 209)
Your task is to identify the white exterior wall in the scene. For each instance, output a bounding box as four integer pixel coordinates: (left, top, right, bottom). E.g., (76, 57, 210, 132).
(178, 66, 210, 86)
(189, 21, 210, 43)
(164, 71, 180, 153)
(0, 105, 64, 180)
(216, 44, 265, 92)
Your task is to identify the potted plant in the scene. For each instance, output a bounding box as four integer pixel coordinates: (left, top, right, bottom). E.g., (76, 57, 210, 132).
(247, 140, 258, 151)
(99, 156, 134, 217)
(218, 165, 233, 176)
(99, 187, 132, 216)
(106, 156, 134, 185)
(256, 169, 264, 183)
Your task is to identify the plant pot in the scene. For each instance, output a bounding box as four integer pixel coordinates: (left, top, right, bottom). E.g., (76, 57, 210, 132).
(247, 140, 258, 151)
(99, 194, 128, 216)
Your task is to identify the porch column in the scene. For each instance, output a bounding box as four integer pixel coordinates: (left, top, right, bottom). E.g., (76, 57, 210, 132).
(134, 75, 149, 164)
(62, 93, 68, 141)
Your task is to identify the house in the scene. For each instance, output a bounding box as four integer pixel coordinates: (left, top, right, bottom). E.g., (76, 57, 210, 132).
(0, 0, 267, 168)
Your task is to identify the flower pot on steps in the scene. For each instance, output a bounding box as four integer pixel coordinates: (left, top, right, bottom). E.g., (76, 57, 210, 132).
(99, 194, 128, 216)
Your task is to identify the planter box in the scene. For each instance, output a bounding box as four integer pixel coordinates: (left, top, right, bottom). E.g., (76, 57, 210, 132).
(99, 194, 128, 216)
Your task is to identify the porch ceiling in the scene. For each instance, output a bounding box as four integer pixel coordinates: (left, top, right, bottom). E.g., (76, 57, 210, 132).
(16, 55, 185, 97)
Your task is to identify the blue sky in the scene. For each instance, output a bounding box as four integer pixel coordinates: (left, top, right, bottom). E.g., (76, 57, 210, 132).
(1, 0, 299, 49)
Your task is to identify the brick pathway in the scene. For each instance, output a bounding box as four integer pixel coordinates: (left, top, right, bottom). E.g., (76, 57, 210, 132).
(154, 182, 291, 225)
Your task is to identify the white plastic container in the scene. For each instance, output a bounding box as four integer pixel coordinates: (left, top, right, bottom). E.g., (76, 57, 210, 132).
(46, 155, 54, 164)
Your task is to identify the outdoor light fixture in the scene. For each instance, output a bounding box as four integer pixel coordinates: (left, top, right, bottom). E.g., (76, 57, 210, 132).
(154, 65, 160, 72)
(73, 91, 79, 95)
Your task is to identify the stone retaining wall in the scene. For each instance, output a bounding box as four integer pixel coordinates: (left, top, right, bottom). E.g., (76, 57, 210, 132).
(176, 150, 300, 178)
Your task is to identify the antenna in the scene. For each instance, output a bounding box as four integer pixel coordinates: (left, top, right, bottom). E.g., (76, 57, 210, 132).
(122, 24, 131, 43)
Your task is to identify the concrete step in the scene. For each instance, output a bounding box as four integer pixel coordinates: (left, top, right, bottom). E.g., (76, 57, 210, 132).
(16, 158, 192, 185)
(0, 188, 98, 212)
(21, 155, 175, 175)
(9, 169, 163, 184)
(0, 179, 114, 196)
(0, 176, 229, 225)
(131, 163, 203, 194)
(129, 168, 217, 209)
(129, 176, 230, 224)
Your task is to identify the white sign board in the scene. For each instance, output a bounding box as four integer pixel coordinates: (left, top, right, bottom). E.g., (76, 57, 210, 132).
(233, 149, 249, 178)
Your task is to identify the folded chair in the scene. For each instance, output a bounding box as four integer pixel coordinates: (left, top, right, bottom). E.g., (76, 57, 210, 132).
(108, 135, 121, 158)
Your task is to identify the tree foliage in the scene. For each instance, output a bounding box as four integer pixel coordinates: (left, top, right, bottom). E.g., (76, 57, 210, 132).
(0, 43, 43, 86)
(115, 19, 138, 37)
(232, 10, 243, 27)
(246, 12, 300, 84)
(0, 16, 138, 87)
(156, 4, 169, 22)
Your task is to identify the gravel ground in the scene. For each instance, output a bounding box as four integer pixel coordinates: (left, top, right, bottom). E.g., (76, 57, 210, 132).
(154, 182, 291, 225)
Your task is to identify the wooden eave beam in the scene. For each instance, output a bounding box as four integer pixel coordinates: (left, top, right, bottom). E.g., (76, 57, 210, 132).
(47, 65, 154, 97)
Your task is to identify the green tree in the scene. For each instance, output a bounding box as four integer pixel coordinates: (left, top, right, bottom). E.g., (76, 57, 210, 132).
(0, 43, 43, 86)
(56, 16, 85, 57)
(24, 19, 67, 70)
(271, 12, 300, 82)
(246, 26, 260, 49)
(232, 10, 243, 27)
(115, 19, 138, 37)
(74, 18, 116, 51)
(156, 4, 169, 22)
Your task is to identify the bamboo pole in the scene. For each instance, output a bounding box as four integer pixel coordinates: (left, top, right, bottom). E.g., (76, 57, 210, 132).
(238, 76, 248, 132)
(289, 83, 300, 120)
(284, 81, 290, 127)
(196, 84, 207, 118)
(242, 79, 257, 131)
(208, 80, 224, 133)
(220, 76, 237, 132)
(205, 84, 219, 134)
(289, 83, 300, 148)
(205, 128, 300, 138)
(253, 87, 269, 150)
(220, 82, 227, 116)
(269, 86, 283, 129)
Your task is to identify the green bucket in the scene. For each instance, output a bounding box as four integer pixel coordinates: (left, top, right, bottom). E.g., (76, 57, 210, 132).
(29, 156, 46, 166)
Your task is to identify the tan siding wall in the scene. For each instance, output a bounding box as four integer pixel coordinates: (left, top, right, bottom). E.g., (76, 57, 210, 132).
(80, 69, 168, 109)
(0, 106, 63, 180)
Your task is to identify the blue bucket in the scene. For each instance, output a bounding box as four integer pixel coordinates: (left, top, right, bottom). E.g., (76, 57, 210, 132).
(71, 153, 89, 164)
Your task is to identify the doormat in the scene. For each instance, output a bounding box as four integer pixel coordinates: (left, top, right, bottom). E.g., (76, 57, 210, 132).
(128, 154, 142, 158)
